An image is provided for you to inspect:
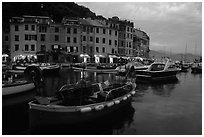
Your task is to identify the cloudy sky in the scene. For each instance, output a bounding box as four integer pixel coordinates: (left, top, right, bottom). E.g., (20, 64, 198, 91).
(78, 2, 202, 55)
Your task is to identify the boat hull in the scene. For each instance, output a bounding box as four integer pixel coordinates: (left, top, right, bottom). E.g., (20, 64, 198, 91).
(72, 66, 116, 73)
(2, 82, 35, 96)
(29, 89, 136, 129)
(41, 65, 60, 75)
(135, 70, 178, 82)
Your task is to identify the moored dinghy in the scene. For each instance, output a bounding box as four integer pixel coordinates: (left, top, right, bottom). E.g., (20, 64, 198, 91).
(29, 79, 136, 129)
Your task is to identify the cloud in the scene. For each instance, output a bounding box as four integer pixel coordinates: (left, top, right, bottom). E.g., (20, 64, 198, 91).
(77, 2, 202, 54)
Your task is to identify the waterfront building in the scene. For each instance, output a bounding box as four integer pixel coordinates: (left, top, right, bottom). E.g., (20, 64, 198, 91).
(10, 16, 38, 61)
(8, 15, 150, 63)
(109, 17, 134, 58)
(36, 16, 52, 62)
(2, 26, 10, 55)
(62, 17, 82, 63)
(133, 28, 150, 58)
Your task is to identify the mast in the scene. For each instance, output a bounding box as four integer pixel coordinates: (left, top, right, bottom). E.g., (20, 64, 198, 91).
(194, 41, 197, 55)
(184, 43, 187, 62)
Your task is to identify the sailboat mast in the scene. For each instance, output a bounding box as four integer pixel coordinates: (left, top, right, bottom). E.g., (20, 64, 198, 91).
(184, 43, 187, 62)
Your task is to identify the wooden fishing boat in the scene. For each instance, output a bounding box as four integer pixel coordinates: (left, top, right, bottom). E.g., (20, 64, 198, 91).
(29, 80, 136, 128)
(135, 59, 180, 82)
(39, 63, 60, 74)
(2, 80, 35, 96)
(72, 64, 117, 73)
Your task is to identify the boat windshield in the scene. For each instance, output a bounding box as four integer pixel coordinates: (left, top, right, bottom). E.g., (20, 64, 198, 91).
(150, 64, 165, 71)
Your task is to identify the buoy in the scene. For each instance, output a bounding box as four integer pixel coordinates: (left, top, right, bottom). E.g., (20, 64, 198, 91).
(127, 94, 131, 98)
(80, 107, 92, 113)
(114, 100, 120, 104)
(131, 91, 136, 95)
(95, 105, 104, 111)
(107, 102, 114, 107)
(123, 96, 127, 100)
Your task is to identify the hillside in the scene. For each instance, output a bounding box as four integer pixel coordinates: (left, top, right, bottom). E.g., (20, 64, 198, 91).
(2, 2, 98, 24)
(149, 50, 201, 62)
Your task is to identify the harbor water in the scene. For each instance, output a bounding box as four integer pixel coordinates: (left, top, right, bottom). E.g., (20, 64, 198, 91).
(2, 69, 202, 135)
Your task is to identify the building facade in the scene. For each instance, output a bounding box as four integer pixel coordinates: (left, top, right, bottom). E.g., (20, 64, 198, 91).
(133, 28, 150, 58)
(8, 15, 150, 63)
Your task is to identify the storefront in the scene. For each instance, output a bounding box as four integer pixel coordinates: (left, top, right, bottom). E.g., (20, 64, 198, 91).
(109, 55, 118, 63)
(94, 54, 106, 63)
(80, 54, 90, 63)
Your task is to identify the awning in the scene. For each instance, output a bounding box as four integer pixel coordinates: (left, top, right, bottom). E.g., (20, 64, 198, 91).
(94, 54, 105, 58)
(80, 54, 90, 58)
(121, 56, 128, 59)
(2, 54, 9, 57)
(109, 55, 118, 58)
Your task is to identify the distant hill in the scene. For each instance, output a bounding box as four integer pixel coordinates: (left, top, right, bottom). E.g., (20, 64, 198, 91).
(2, 2, 100, 24)
(149, 50, 201, 62)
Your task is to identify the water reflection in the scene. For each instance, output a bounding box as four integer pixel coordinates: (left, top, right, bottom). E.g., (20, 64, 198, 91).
(30, 104, 135, 135)
(150, 78, 179, 97)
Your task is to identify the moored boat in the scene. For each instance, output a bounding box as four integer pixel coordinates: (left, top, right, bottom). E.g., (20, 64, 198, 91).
(191, 62, 202, 73)
(2, 80, 35, 96)
(29, 79, 136, 128)
(72, 63, 117, 73)
(135, 59, 180, 82)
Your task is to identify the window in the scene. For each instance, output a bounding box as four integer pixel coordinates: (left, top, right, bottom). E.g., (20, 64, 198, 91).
(115, 31, 117, 36)
(127, 27, 129, 32)
(102, 47, 105, 53)
(67, 46, 70, 52)
(83, 36, 86, 41)
(31, 44, 35, 51)
(67, 37, 70, 43)
(5, 36, 8, 41)
(90, 36, 93, 42)
(31, 25, 35, 31)
(96, 37, 99, 43)
(55, 27, 59, 32)
(40, 34, 45, 41)
(96, 47, 99, 53)
(90, 27, 93, 33)
(73, 37, 77, 43)
(39, 26, 47, 32)
(83, 46, 86, 53)
(14, 44, 19, 51)
(109, 40, 112, 45)
(73, 28, 77, 34)
(25, 34, 28, 40)
(127, 33, 129, 38)
(115, 40, 117, 46)
(40, 45, 46, 52)
(90, 47, 93, 53)
(129, 42, 131, 48)
(83, 26, 86, 32)
(103, 28, 106, 34)
(15, 35, 19, 41)
(109, 30, 112, 35)
(25, 25, 28, 30)
(70, 47, 73, 52)
(25, 44, 29, 51)
(112, 48, 114, 54)
(55, 35, 59, 41)
(74, 47, 78, 53)
(15, 25, 19, 31)
(102, 38, 105, 44)
(96, 28, 99, 33)
(67, 28, 70, 33)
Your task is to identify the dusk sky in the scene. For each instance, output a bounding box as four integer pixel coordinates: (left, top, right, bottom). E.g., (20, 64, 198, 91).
(78, 2, 202, 55)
